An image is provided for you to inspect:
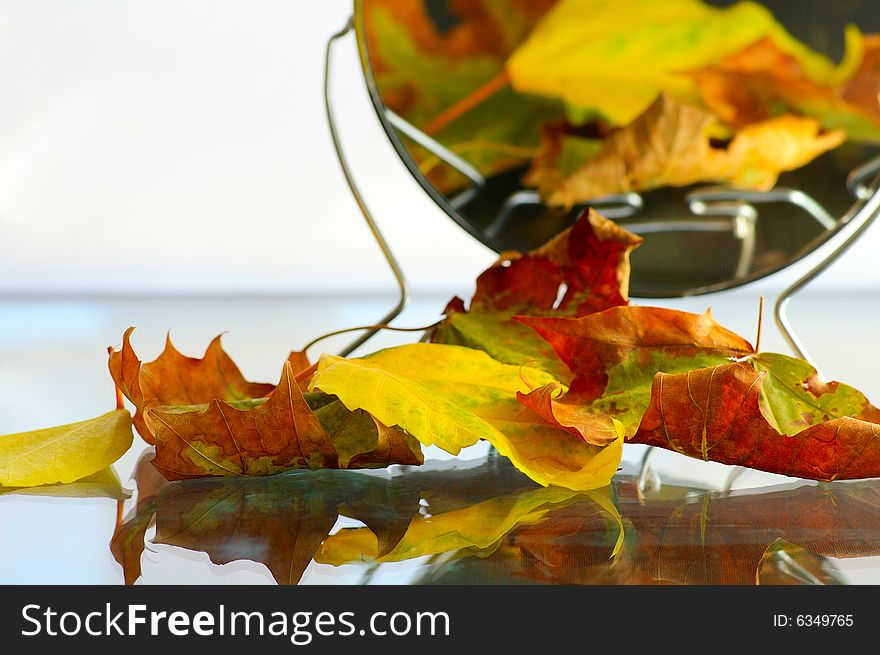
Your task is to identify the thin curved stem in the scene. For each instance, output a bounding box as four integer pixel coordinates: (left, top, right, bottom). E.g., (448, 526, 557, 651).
(302, 321, 442, 355)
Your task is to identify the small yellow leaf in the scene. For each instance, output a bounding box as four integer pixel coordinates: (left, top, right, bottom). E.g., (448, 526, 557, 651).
(0, 410, 133, 487)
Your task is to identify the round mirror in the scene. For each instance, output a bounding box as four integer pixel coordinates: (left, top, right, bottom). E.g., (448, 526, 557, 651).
(354, 0, 880, 297)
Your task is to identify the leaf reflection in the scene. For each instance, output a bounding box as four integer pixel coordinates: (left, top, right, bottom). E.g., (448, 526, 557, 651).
(111, 450, 880, 585)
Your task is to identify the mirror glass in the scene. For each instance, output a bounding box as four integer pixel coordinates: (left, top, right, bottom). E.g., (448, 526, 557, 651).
(356, 0, 880, 296)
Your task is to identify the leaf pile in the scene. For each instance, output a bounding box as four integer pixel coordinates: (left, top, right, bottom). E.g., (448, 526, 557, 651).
(365, 0, 880, 205)
(5, 204, 880, 493)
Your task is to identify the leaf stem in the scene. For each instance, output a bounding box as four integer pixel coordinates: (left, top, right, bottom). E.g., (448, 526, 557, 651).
(115, 385, 125, 411)
(755, 295, 765, 354)
(423, 69, 511, 136)
(302, 321, 443, 355)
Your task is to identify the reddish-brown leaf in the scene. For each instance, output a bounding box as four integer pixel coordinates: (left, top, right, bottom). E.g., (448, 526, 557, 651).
(432, 209, 642, 380)
(518, 306, 752, 399)
(632, 362, 880, 481)
(109, 330, 421, 481)
(474, 208, 643, 315)
(515, 306, 752, 446)
(108, 327, 275, 444)
(148, 361, 338, 481)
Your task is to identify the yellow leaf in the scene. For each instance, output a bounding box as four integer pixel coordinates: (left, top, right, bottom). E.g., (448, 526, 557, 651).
(0, 410, 133, 487)
(311, 343, 622, 490)
(507, 0, 843, 126)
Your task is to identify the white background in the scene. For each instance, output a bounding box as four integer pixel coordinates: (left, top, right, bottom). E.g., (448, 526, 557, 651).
(1, 0, 879, 297)
(0, 0, 494, 296)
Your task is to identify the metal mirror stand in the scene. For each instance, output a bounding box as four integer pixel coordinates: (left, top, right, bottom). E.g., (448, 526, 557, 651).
(324, 18, 880, 371)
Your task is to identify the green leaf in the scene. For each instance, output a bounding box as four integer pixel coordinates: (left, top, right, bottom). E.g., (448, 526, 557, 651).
(433, 311, 572, 382)
(0, 410, 133, 487)
(753, 352, 880, 435)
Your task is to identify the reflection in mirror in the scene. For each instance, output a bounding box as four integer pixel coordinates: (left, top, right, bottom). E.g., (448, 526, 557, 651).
(112, 451, 880, 585)
(358, 0, 880, 295)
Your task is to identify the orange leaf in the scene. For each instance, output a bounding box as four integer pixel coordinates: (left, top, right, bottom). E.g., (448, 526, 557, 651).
(108, 327, 274, 444)
(148, 361, 337, 481)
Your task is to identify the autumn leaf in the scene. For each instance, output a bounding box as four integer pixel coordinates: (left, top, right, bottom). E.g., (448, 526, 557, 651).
(311, 343, 622, 490)
(525, 94, 844, 207)
(516, 305, 753, 443)
(753, 352, 880, 435)
(146, 360, 338, 480)
(631, 361, 880, 481)
(306, 392, 423, 469)
(432, 208, 642, 380)
(0, 410, 133, 488)
(506, 0, 844, 127)
(109, 330, 422, 481)
(108, 327, 275, 444)
(688, 33, 880, 142)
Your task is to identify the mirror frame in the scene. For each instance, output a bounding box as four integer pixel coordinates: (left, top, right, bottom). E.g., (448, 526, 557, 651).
(351, 0, 880, 298)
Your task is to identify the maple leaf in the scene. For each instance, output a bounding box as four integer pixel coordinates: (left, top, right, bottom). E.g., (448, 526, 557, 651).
(515, 306, 753, 444)
(148, 361, 339, 480)
(0, 410, 133, 488)
(525, 94, 844, 207)
(631, 361, 880, 481)
(108, 327, 276, 444)
(432, 208, 642, 380)
(311, 343, 622, 490)
(505, 0, 841, 127)
(109, 330, 422, 481)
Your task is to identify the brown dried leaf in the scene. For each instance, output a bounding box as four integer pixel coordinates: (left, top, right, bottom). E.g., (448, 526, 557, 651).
(108, 327, 275, 444)
(148, 361, 338, 481)
(525, 94, 844, 207)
